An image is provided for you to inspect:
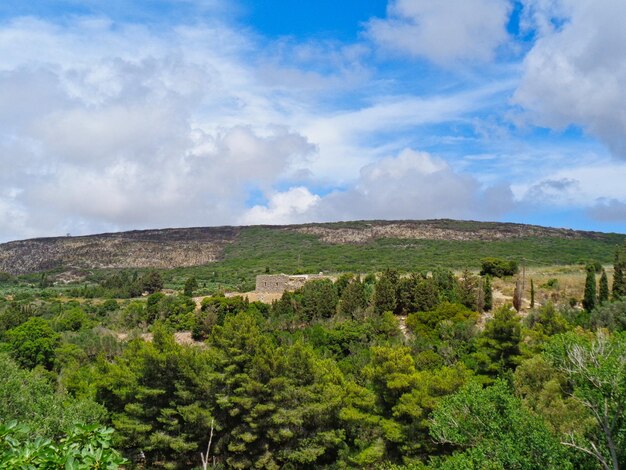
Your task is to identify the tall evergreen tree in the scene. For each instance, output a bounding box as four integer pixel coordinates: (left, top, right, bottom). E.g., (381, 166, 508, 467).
(512, 278, 522, 312)
(599, 269, 609, 304)
(583, 266, 596, 312)
(457, 269, 478, 311)
(483, 275, 493, 312)
(530, 278, 535, 309)
(373, 269, 397, 315)
(613, 247, 626, 300)
(339, 277, 367, 318)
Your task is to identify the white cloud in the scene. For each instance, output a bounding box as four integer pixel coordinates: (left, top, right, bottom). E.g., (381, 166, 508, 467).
(244, 149, 515, 224)
(0, 16, 324, 240)
(240, 187, 321, 225)
(514, 0, 626, 158)
(367, 0, 512, 64)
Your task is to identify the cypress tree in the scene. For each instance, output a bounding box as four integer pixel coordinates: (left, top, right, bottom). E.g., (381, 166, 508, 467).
(530, 278, 535, 309)
(583, 266, 596, 312)
(483, 275, 493, 312)
(613, 248, 625, 300)
(599, 269, 609, 304)
(512, 278, 522, 312)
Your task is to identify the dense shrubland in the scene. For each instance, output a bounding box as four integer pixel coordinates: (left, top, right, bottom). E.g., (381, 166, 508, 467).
(0, 244, 625, 468)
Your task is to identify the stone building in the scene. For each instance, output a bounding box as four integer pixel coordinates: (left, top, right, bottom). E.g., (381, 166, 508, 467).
(255, 273, 326, 294)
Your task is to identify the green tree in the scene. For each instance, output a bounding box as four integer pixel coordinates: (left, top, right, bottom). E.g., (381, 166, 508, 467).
(471, 305, 522, 378)
(480, 257, 519, 278)
(583, 266, 597, 312)
(513, 277, 523, 312)
(96, 327, 215, 467)
(590, 299, 626, 332)
(183, 276, 198, 297)
(430, 380, 572, 469)
(530, 278, 536, 309)
(301, 278, 338, 321)
(412, 276, 440, 313)
(612, 247, 625, 300)
(141, 270, 164, 294)
(484, 275, 493, 312)
(546, 332, 626, 470)
(339, 277, 367, 318)
(373, 269, 397, 315)
(209, 312, 345, 468)
(599, 269, 610, 304)
(457, 269, 479, 311)
(0, 353, 105, 438)
(6, 317, 60, 369)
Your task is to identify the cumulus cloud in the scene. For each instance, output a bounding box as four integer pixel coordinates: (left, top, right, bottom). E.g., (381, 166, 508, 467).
(514, 0, 626, 158)
(0, 17, 321, 241)
(366, 0, 512, 64)
(240, 187, 321, 225)
(243, 149, 515, 223)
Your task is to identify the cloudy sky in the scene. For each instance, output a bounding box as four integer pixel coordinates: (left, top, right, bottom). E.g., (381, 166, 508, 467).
(1, 0, 626, 242)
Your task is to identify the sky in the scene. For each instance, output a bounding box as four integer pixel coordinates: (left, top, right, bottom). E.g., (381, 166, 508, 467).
(1, 0, 626, 242)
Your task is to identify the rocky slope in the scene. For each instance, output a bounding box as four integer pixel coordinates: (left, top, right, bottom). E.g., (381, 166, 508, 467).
(0, 227, 239, 275)
(0, 219, 620, 275)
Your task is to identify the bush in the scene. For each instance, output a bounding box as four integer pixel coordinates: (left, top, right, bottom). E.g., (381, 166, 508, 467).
(6, 317, 60, 369)
(480, 258, 519, 278)
(0, 422, 126, 468)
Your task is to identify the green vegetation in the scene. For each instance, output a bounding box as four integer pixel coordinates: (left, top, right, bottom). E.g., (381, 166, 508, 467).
(1, 231, 626, 468)
(164, 227, 625, 291)
(480, 257, 519, 277)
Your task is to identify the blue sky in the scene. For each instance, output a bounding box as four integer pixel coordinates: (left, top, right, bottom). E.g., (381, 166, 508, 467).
(1, 0, 626, 242)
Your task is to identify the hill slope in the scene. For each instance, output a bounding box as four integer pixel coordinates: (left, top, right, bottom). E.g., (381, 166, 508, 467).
(1, 219, 624, 276)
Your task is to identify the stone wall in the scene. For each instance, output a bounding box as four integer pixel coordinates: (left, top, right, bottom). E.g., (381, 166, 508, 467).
(255, 274, 290, 293)
(255, 273, 327, 294)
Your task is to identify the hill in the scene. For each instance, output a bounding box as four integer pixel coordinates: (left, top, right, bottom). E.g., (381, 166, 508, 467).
(1, 220, 624, 279)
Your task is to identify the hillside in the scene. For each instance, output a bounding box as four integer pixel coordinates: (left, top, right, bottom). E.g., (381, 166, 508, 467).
(1, 219, 624, 277)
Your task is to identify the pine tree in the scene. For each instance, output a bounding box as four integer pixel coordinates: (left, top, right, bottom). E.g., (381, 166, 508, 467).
(457, 268, 478, 311)
(583, 266, 596, 312)
(483, 275, 493, 312)
(373, 269, 397, 315)
(339, 277, 367, 318)
(530, 279, 535, 309)
(599, 269, 609, 304)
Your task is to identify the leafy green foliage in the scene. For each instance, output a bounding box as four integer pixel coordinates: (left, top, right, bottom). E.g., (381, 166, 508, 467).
(545, 331, 626, 469)
(430, 380, 573, 469)
(6, 317, 60, 369)
(0, 421, 127, 469)
(0, 353, 105, 438)
(590, 299, 626, 331)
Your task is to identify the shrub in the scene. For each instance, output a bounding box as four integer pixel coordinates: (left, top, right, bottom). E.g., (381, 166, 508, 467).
(479, 258, 519, 278)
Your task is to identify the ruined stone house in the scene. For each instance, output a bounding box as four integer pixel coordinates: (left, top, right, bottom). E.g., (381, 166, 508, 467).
(255, 273, 326, 294)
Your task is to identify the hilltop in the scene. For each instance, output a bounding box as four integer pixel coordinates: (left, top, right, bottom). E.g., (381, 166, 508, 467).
(1, 219, 624, 277)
